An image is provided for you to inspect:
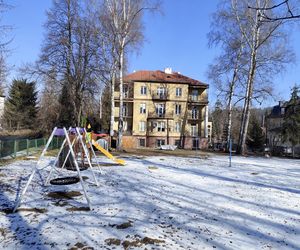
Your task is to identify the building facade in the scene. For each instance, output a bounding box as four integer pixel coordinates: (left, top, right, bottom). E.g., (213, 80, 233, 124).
(113, 69, 209, 149)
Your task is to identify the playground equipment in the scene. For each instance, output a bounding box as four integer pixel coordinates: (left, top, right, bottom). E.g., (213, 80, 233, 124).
(13, 127, 101, 212)
(92, 141, 125, 165)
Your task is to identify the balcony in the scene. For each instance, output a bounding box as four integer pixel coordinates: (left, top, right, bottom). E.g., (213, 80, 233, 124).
(187, 114, 202, 121)
(148, 111, 174, 119)
(152, 93, 169, 101)
(114, 92, 134, 101)
(188, 95, 208, 104)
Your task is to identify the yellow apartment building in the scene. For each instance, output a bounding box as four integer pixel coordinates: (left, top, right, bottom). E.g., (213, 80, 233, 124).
(113, 68, 209, 149)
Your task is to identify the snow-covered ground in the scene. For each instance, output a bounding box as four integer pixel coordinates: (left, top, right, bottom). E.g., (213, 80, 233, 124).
(0, 154, 300, 249)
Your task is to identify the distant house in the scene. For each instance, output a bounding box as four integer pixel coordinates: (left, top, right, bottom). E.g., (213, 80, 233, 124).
(266, 99, 300, 156)
(113, 68, 209, 149)
(266, 101, 286, 148)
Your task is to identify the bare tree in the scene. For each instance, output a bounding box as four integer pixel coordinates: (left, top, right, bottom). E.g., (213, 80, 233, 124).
(35, 0, 102, 127)
(0, 1, 12, 95)
(231, 0, 294, 154)
(248, 0, 300, 21)
(208, 1, 249, 149)
(101, 0, 160, 150)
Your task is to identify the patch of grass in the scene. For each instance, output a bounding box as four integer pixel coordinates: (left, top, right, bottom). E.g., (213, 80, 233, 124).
(148, 166, 158, 170)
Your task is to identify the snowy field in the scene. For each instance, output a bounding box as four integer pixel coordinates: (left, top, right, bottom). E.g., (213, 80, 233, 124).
(0, 153, 300, 249)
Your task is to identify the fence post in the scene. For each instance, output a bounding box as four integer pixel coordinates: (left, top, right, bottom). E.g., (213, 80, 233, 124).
(14, 140, 17, 158)
(27, 139, 29, 156)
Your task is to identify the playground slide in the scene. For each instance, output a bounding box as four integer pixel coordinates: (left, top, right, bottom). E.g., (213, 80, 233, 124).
(92, 141, 125, 166)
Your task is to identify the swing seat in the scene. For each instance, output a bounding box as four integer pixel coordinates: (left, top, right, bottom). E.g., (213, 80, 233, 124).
(50, 176, 80, 185)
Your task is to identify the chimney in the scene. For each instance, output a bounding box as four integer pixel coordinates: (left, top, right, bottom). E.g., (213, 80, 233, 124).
(164, 67, 172, 74)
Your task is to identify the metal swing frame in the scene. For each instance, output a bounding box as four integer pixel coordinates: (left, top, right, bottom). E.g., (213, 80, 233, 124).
(13, 127, 101, 212)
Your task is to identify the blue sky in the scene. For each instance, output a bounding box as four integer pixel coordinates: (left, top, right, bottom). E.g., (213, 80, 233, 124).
(3, 0, 300, 107)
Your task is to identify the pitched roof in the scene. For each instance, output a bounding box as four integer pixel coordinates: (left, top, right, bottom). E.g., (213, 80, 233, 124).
(124, 70, 208, 87)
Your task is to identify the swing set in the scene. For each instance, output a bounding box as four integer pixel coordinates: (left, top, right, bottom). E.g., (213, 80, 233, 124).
(13, 126, 121, 212)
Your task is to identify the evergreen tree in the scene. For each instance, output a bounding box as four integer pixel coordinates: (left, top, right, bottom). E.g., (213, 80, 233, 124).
(57, 82, 76, 127)
(247, 117, 265, 152)
(281, 85, 300, 157)
(4, 79, 38, 130)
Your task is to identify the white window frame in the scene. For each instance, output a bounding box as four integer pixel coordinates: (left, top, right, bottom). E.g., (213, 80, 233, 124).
(157, 121, 165, 132)
(175, 121, 181, 133)
(176, 87, 182, 97)
(140, 103, 146, 114)
(192, 107, 198, 119)
(175, 104, 181, 115)
(155, 103, 165, 117)
(191, 90, 198, 101)
(191, 124, 197, 136)
(141, 86, 147, 95)
(139, 121, 146, 132)
(157, 87, 166, 96)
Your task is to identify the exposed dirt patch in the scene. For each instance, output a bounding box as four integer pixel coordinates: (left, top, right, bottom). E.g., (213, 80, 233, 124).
(105, 238, 121, 246)
(0, 227, 8, 238)
(122, 237, 165, 249)
(1, 207, 47, 214)
(68, 242, 94, 250)
(110, 221, 133, 229)
(105, 235, 165, 249)
(66, 206, 90, 212)
(47, 191, 82, 200)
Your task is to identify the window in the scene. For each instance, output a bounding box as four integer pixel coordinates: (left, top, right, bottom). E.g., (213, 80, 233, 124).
(157, 87, 166, 97)
(123, 84, 129, 98)
(141, 86, 147, 95)
(155, 103, 165, 117)
(176, 88, 182, 97)
(191, 89, 198, 101)
(175, 140, 181, 147)
(156, 139, 165, 147)
(192, 107, 198, 119)
(139, 138, 146, 147)
(140, 103, 146, 114)
(191, 124, 197, 136)
(175, 104, 181, 115)
(139, 121, 145, 132)
(122, 103, 128, 116)
(157, 121, 165, 132)
(175, 121, 181, 133)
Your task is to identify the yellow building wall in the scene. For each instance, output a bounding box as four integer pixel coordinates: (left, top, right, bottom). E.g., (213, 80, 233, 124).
(114, 80, 208, 140)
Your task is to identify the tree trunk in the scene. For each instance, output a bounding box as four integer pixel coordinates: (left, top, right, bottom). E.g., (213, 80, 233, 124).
(110, 72, 115, 137)
(238, 10, 261, 155)
(117, 45, 124, 150)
